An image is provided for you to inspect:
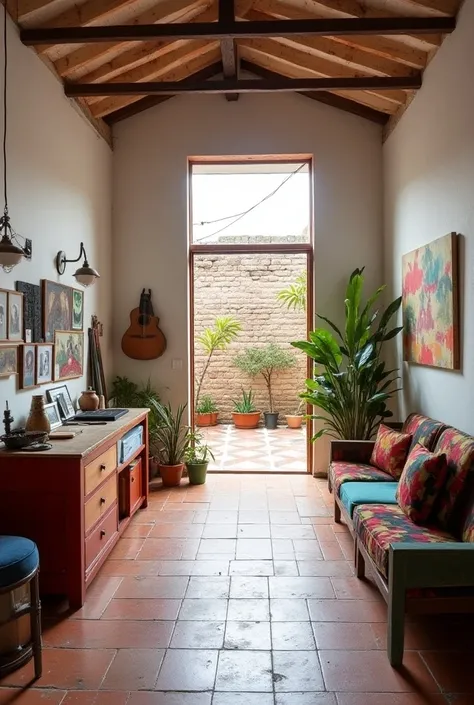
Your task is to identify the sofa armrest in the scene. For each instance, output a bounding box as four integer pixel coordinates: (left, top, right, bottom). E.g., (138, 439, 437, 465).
(389, 542, 474, 588)
(330, 440, 375, 464)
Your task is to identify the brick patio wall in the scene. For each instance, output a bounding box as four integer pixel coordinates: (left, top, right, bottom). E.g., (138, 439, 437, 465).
(194, 243, 307, 423)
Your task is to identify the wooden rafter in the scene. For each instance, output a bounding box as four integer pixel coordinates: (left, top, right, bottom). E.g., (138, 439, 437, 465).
(20, 16, 456, 45)
(219, 0, 238, 101)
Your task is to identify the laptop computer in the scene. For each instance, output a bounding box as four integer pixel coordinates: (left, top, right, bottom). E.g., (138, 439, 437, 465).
(74, 409, 129, 422)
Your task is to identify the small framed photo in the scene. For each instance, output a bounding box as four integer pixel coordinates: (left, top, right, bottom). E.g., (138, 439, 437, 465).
(54, 330, 84, 381)
(8, 291, 23, 342)
(47, 384, 75, 420)
(72, 289, 84, 330)
(36, 343, 53, 385)
(0, 346, 17, 377)
(0, 289, 8, 341)
(44, 401, 62, 431)
(20, 344, 37, 389)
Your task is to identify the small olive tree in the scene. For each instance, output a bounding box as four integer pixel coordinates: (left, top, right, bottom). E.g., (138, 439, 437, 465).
(233, 343, 296, 412)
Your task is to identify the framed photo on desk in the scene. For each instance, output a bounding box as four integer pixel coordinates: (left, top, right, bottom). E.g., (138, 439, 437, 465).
(47, 384, 75, 420)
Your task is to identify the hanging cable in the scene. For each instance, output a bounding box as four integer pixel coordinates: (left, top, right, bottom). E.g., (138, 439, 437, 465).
(193, 162, 306, 242)
(3, 0, 7, 216)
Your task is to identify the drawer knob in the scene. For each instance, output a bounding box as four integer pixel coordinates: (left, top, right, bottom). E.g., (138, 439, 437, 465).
(100, 530, 106, 539)
(100, 497, 106, 505)
(100, 463, 107, 471)
(131, 476, 135, 483)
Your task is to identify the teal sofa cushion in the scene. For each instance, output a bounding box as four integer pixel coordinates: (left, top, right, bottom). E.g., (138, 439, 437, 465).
(340, 481, 398, 518)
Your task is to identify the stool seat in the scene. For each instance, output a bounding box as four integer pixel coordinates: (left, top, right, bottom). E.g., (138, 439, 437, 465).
(0, 536, 39, 589)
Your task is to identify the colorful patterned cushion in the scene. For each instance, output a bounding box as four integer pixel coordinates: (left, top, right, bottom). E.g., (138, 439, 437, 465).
(329, 461, 395, 496)
(396, 444, 448, 524)
(353, 504, 455, 579)
(402, 413, 447, 453)
(434, 429, 474, 533)
(370, 424, 412, 480)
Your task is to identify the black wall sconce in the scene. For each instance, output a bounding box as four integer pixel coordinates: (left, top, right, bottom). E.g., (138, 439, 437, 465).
(56, 242, 100, 288)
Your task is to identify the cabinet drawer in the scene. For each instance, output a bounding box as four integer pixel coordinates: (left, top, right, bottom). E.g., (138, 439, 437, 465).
(84, 446, 117, 497)
(130, 459, 142, 512)
(85, 474, 117, 533)
(85, 503, 118, 571)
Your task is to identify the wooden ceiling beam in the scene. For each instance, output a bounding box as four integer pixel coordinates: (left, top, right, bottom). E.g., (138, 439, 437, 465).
(21, 16, 456, 45)
(240, 59, 388, 125)
(66, 74, 421, 98)
(398, 0, 460, 14)
(219, 0, 238, 101)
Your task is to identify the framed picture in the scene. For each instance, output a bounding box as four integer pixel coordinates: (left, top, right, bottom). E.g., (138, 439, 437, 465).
(402, 232, 460, 370)
(8, 291, 23, 342)
(0, 346, 18, 377)
(47, 385, 75, 420)
(42, 280, 72, 343)
(20, 344, 37, 389)
(16, 281, 42, 343)
(54, 330, 84, 381)
(72, 289, 84, 330)
(44, 401, 63, 431)
(36, 343, 53, 385)
(0, 289, 8, 341)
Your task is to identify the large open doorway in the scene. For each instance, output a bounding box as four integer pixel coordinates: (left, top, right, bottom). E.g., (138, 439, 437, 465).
(189, 157, 314, 474)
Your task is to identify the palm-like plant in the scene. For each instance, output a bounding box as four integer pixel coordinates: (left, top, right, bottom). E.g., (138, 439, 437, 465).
(195, 316, 242, 407)
(292, 268, 402, 441)
(149, 400, 190, 466)
(277, 271, 307, 312)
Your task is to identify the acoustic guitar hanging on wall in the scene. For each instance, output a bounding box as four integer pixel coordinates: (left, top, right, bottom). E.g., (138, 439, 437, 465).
(121, 289, 167, 360)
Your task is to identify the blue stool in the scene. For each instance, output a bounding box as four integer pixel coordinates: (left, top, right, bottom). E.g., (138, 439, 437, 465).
(0, 536, 42, 679)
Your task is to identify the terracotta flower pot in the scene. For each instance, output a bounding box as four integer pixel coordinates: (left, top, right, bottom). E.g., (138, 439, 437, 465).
(158, 463, 184, 487)
(286, 415, 303, 429)
(209, 412, 219, 426)
(195, 413, 212, 427)
(232, 411, 261, 429)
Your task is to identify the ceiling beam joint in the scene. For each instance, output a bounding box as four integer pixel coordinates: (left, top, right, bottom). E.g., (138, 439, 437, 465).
(219, 0, 238, 101)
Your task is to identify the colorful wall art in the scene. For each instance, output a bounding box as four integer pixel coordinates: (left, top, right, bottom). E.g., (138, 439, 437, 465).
(402, 232, 459, 370)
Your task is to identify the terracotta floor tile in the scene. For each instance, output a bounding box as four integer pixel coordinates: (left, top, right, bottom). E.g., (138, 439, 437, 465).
(205, 511, 238, 524)
(269, 576, 334, 599)
(308, 599, 387, 623)
(127, 694, 212, 705)
(101, 649, 165, 691)
(331, 576, 382, 600)
(319, 650, 440, 693)
(43, 618, 174, 649)
(178, 598, 228, 620)
(185, 576, 230, 598)
(230, 576, 269, 598)
(60, 693, 129, 705)
(312, 622, 379, 650)
(420, 651, 474, 692)
(101, 598, 181, 621)
(273, 650, 325, 692)
(271, 525, 315, 539)
(149, 524, 204, 538)
(335, 695, 447, 705)
(237, 524, 271, 538)
(139, 538, 200, 561)
(155, 649, 218, 691)
(269, 511, 302, 524)
(224, 620, 271, 649)
(272, 621, 316, 650)
(170, 620, 225, 648)
(229, 560, 274, 576)
(198, 539, 236, 556)
(0, 649, 115, 690)
(227, 598, 270, 621)
(272, 539, 295, 558)
(297, 560, 354, 577)
(215, 650, 273, 691)
(153, 511, 196, 524)
(202, 524, 238, 538)
(238, 511, 270, 524)
(293, 540, 323, 559)
(236, 538, 273, 559)
(99, 560, 161, 577)
(115, 576, 188, 599)
(123, 523, 154, 538)
(157, 560, 229, 576)
(270, 598, 310, 621)
(319, 542, 346, 561)
(213, 694, 274, 705)
(72, 577, 123, 620)
(0, 690, 66, 705)
(110, 538, 145, 560)
(274, 560, 299, 576)
(275, 695, 337, 705)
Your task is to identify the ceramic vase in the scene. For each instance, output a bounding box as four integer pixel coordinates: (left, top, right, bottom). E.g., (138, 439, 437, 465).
(78, 389, 100, 411)
(25, 395, 50, 434)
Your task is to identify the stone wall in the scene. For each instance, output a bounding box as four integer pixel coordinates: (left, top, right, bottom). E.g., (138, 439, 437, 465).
(194, 249, 307, 422)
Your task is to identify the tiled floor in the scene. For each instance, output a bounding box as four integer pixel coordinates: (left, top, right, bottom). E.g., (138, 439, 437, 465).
(200, 424, 307, 472)
(1, 474, 472, 704)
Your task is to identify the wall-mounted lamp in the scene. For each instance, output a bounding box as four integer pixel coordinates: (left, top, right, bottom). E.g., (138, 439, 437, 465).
(56, 242, 100, 288)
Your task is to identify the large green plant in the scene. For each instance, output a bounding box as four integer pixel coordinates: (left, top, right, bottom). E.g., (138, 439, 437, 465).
(195, 316, 242, 407)
(149, 400, 190, 466)
(292, 268, 402, 441)
(233, 344, 296, 412)
(277, 271, 307, 312)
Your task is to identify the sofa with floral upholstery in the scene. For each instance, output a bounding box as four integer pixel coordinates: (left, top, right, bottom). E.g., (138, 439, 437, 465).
(328, 413, 474, 667)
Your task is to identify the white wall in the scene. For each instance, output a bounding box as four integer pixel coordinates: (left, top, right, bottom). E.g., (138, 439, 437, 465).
(0, 17, 113, 423)
(383, 0, 474, 435)
(113, 92, 383, 470)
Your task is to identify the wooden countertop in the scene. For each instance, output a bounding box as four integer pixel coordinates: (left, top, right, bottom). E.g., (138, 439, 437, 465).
(0, 408, 149, 460)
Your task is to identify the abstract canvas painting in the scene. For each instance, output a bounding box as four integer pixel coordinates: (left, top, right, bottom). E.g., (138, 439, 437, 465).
(402, 232, 459, 369)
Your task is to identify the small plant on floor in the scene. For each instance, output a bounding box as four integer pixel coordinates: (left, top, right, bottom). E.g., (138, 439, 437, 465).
(149, 400, 191, 487)
(286, 395, 306, 429)
(195, 395, 218, 415)
(233, 343, 296, 429)
(277, 271, 307, 312)
(292, 267, 402, 441)
(231, 388, 261, 429)
(185, 431, 215, 486)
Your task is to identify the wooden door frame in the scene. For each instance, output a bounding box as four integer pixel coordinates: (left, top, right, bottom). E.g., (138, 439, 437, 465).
(188, 156, 315, 474)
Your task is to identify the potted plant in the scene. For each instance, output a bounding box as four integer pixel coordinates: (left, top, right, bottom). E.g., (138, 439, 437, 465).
(110, 376, 162, 478)
(231, 389, 261, 429)
(233, 343, 296, 430)
(292, 267, 402, 441)
(195, 316, 241, 425)
(195, 395, 218, 427)
(184, 431, 215, 485)
(150, 400, 190, 487)
(285, 397, 306, 429)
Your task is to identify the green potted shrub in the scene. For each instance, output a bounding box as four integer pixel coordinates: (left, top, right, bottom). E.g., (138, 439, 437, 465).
(292, 267, 402, 441)
(195, 316, 241, 426)
(150, 400, 190, 487)
(195, 395, 218, 427)
(285, 397, 305, 429)
(184, 431, 215, 485)
(233, 343, 296, 430)
(231, 389, 261, 429)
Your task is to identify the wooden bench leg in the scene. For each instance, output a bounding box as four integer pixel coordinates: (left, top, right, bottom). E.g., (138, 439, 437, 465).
(387, 564, 405, 667)
(355, 541, 365, 579)
(334, 500, 341, 523)
(30, 570, 42, 680)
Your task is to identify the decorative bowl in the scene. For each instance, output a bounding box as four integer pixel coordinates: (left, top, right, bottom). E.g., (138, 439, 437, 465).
(1, 430, 49, 450)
